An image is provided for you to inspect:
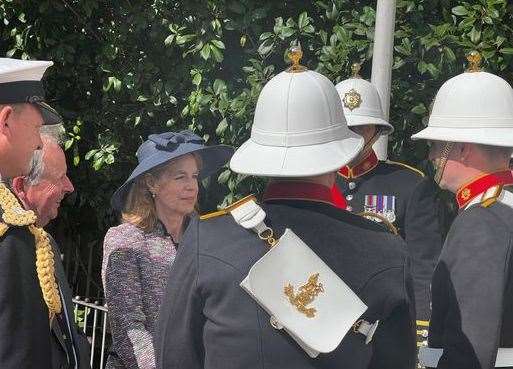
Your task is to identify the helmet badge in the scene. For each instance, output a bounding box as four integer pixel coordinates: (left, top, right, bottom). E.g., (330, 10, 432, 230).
(343, 89, 363, 111)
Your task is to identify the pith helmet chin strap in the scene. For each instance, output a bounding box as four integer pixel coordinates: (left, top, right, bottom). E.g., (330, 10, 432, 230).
(359, 126, 383, 157)
(433, 142, 455, 185)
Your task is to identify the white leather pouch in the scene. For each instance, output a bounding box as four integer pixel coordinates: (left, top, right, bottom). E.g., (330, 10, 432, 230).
(232, 200, 368, 358)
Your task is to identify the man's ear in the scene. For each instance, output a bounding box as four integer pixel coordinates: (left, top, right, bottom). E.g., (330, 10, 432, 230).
(0, 105, 13, 135)
(460, 143, 473, 163)
(11, 176, 26, 199)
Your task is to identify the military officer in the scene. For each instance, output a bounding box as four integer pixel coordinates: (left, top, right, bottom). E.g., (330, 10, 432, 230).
(0, 58, 77, 369)
(156, 48, 416, 369)
(333, 64, 444, 340)
(413, 52, 513, 369)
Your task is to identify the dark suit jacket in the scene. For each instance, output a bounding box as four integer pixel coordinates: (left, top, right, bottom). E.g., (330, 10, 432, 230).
(156, 199, 416, 369)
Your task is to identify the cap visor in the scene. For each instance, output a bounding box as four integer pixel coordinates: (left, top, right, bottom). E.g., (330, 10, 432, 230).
(230, 136, 364, 177)
(35, 101, 62, 125)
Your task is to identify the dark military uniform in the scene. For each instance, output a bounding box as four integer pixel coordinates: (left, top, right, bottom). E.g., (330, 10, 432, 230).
(0, 190, 77, 369)
(333, 149, 443, 332)
(426, 173, 513, 369)
(156, 181, 416, 369)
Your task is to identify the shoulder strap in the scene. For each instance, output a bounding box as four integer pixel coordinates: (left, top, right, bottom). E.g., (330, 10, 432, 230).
(385, 160, 425, 177)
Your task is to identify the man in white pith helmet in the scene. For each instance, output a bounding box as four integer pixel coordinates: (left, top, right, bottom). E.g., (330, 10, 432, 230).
(333, 63, 444, 345)
(413, 52, 513, 369)
(156, 47, 416, 369)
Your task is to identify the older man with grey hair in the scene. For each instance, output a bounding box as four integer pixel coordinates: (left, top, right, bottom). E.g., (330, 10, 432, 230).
(11, 125, 90, 369)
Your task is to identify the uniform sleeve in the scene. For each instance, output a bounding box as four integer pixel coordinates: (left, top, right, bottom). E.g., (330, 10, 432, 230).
(404, 177, 443, 322)
(155, 217, 204, 369)
(432, 210, 508, 369)
(103, 244, 155, 369)
(367, 265, 417, 369)
(0, 230, 53, 369)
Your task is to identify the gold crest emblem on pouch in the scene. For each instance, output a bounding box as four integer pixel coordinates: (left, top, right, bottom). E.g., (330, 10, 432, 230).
(284, 273, 324, 318)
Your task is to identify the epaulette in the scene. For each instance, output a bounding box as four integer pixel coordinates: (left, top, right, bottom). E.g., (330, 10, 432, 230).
(199, 195, 257, 221)
(385, 160, 425, 178)
(357, 211, 399, 235)
(480, 185, 502, 208)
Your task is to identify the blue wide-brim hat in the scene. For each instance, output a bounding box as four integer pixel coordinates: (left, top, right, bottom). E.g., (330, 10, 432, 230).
(111, 130, 234, 211)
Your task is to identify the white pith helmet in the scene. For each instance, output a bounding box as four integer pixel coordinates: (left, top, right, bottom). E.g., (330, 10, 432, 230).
(230, 47, 364, 177)
(412, 51, 513, 147)
(334, 63, 393, 135)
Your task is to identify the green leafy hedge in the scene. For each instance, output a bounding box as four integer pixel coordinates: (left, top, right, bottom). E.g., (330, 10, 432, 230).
(1, 0, 512, 296)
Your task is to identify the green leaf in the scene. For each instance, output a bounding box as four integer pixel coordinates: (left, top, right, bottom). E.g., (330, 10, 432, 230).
(240, 35, 247, 47)
(500, 48, 513, 55)
(452, 6, 469, 16)
(210, 46, 224, 62)
(216, 118, 228, 135)
(213, 79, 226, 95)
(258, 39, 274, 55)
(411, 103, 427, 115)
(64, 139, 74, 151)
(298, 11, 308, 29)
(211, 40, 225, 49)
(164, 34, 175, 46)
(192, 73, 202, 86)
(469, 27, 481, 44)
(218, 169, 231, 184)
(200, 44, 211, 60)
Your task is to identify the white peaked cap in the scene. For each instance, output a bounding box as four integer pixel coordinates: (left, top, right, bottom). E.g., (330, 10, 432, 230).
(0, 58, 53, 84)
(412, 53, 513, 147)
(335, 75, 393, 135)
(0, 58, 61, 125)
(230, 55, 364, 177)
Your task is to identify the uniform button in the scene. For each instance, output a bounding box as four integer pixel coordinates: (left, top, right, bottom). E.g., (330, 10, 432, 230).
(346, 194, 353, 201)
(346, 206, 353, 212)
(348, 182, 356, 190)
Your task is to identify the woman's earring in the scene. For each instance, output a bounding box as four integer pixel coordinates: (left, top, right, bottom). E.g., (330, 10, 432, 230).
(150, 191, 156, 198)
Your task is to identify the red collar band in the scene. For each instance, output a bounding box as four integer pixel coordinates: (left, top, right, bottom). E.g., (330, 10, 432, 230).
(263, 181, 346, 209)
(339, 150, 378, 179)
(456, 170, 513, 208)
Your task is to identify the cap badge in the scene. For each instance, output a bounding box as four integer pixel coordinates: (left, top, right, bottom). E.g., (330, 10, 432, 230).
(284, 273, 324, 318)
(343, 89, 362, 111)
(286, 45, 308, 73)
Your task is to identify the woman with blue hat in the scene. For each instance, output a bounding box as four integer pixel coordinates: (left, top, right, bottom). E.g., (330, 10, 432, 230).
(102, 131, 233, 369)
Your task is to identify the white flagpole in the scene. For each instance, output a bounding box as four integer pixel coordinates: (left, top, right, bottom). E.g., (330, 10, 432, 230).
(371, 0, 397, 160)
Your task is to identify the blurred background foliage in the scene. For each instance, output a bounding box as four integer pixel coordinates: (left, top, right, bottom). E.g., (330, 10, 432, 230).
(1, 0, 513, 298)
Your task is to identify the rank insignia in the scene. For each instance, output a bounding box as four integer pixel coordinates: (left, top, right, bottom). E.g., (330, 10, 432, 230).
(343, 89, 362, 111)
(364, 194, 396, 223)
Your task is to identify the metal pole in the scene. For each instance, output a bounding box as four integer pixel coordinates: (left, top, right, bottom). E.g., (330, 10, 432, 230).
(371, 0, 397, 160)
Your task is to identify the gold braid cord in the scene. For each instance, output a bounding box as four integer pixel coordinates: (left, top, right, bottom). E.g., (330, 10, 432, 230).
(0, 184, 61, 320)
